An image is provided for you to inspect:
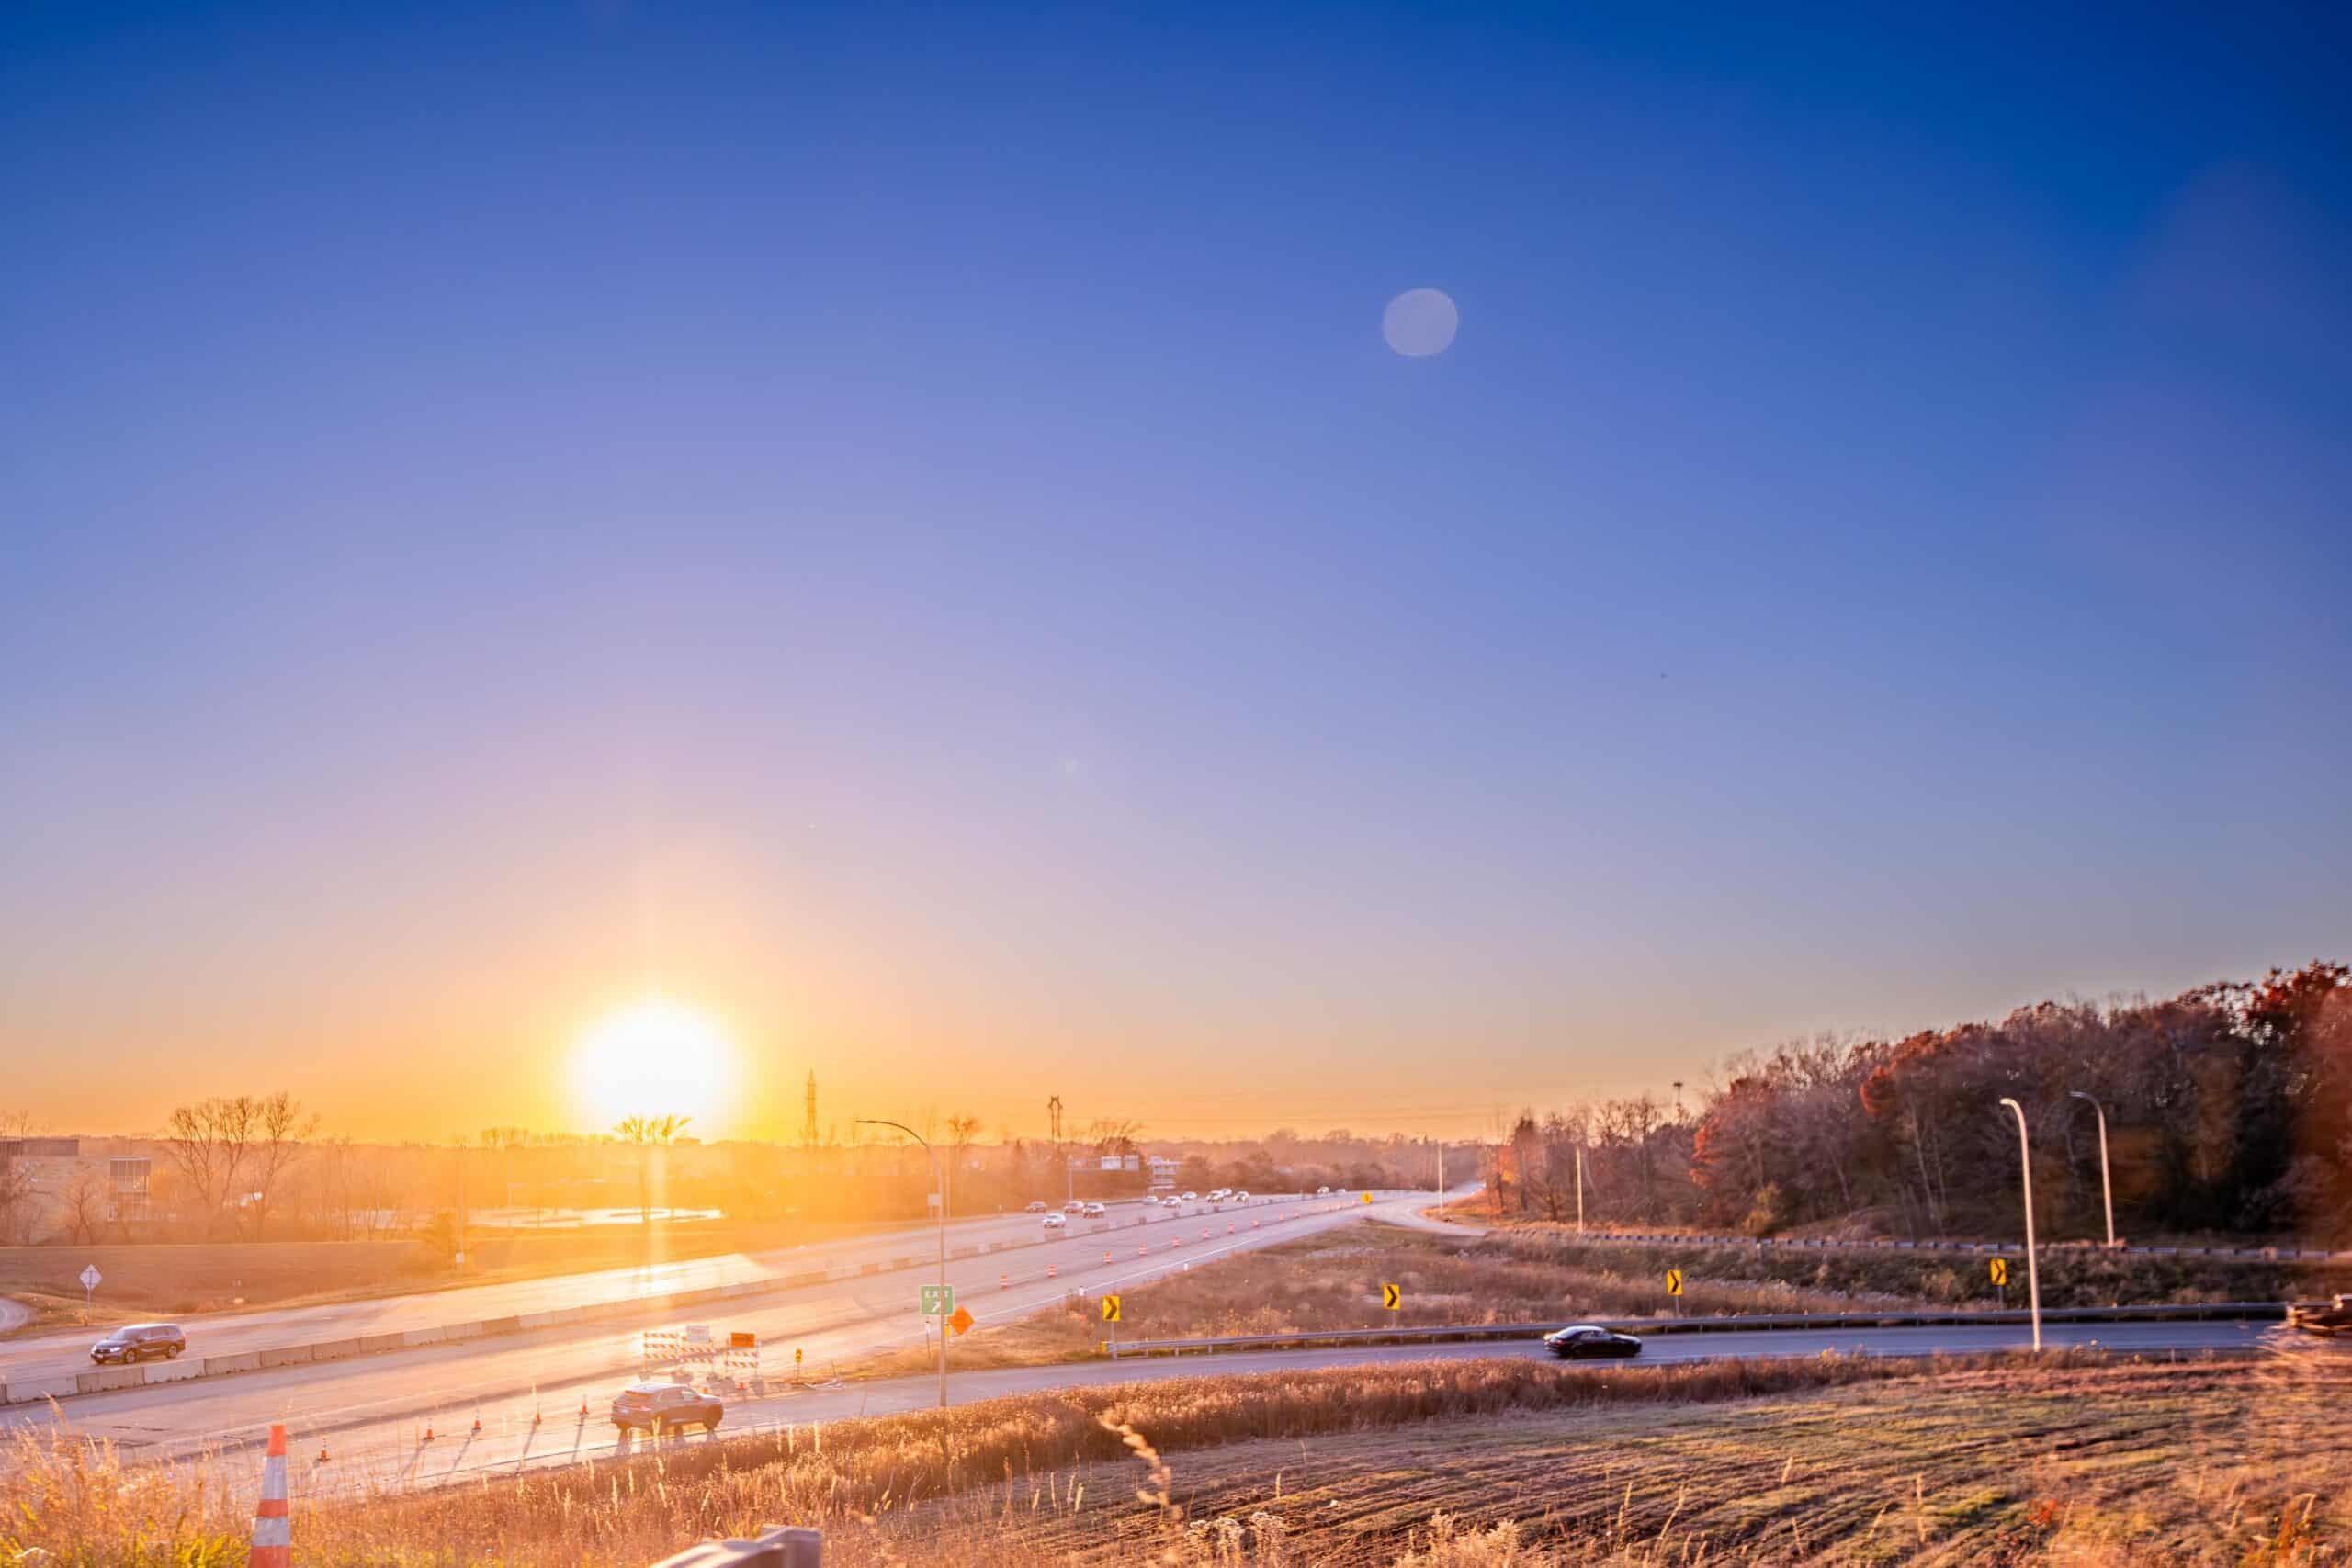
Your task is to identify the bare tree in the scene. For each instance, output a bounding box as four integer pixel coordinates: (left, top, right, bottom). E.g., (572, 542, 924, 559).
(60, 1163, 110, 1245)
(0, 1111, 38, 1245)
(245, 1091, 318, 1240)
(614, 1114, 691, 1229)
(164, 1096, 257, 1237)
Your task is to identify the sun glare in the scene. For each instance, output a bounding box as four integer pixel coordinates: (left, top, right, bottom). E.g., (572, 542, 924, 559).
(569, 998, 737, 1134)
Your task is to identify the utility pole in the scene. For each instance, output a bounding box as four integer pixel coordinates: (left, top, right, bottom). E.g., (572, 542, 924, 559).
(1672, 1081, 1685, 1121)
(856, 1118, 947, 1407)
(1434, 1141, 1443, 1213)
(1997, 1097, 2043, 1351)
(2068, 1090, 2116, 1248)
(802, 1072, 819, 1147)
(1575, 1144, 1585, 1234)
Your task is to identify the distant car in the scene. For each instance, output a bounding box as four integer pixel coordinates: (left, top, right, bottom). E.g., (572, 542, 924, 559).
(1082, 1201, 1106, 1218)
(611, 1381, 724, 1433)
(89, 1323, 185, 1364)
(1316, 1185, 1331, 1195)
(1181, 1190, 1198, 1201)
(1063, 1200, 1085, 1213)
(1023, 1201, 1047, 1213)
(1234, 1190, 1250, 1201)
(1043, 1213, 1067, 1230)
(1544, 1325, 1642, 1360)
(1161, 1195, 1183, 1207)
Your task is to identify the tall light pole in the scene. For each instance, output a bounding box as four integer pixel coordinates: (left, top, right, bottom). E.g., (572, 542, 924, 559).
(1575, 1144, 1586, 1234)
(2068, 1090, 2116, 1249)
(1997, 1098, 2042, 1351)
(856, 1119, 946, 1407)
(1434, 1141, 1443, 1213)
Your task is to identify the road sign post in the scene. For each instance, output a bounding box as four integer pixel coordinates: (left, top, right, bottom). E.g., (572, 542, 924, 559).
(1380, 1283, 1402, 1311)
(921, 1284, 956, 1316)
(79, 1263, 101, 1317)
(1665, 1268, 1684, 1317)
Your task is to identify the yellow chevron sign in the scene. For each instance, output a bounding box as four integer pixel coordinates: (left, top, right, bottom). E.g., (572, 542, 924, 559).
(1989, 1258, 2009, 1286)
(1381, 1283, 1402, 1310)
(1665, 1269, 1684, 1296)
(1101, 1294, 1122, 1323)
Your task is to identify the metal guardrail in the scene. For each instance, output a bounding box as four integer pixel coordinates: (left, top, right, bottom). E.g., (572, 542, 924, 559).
(650, 1526, 820, 1568)
(1105, 1301, 2292, 1358)
(1548, 1229, 2352, 1263)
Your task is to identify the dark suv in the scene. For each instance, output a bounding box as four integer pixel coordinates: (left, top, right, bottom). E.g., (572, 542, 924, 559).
(90, 1323, 187, 1364)
(611, 1381, 724, 1434)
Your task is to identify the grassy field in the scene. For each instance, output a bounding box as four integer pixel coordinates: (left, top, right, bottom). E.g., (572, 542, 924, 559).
(7, 1348, 2341, 1563)
(1442, 1224, 2352, 1312)
(0, 1214, 939, 1334)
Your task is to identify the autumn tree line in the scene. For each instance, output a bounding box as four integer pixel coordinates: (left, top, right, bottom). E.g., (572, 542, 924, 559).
(1489, 961, 2352, 1244)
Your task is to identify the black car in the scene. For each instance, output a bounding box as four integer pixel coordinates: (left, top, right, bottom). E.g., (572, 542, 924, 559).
(611, 1381, 724, 1434)
(1544, 1325, 1642, 1359)
(90, 1323, 187, 1364)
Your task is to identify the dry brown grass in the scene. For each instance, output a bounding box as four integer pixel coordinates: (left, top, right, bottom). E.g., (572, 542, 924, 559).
(852, 1222, 1924, 1379)
(7, 1348, 2339, 1565)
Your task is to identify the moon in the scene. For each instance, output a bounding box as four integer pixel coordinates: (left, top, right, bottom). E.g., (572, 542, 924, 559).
(1383, 288, 1459, 357)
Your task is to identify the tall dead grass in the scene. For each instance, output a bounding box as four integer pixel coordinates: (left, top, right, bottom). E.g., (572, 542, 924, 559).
(0, 1350, 2169, 1566)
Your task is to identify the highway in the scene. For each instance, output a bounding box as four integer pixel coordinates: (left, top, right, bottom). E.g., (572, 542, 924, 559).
(0, 1191, 1298, 1388)
(1, 1190, 1410, 1463)
(12, 1182, 2328, 1509)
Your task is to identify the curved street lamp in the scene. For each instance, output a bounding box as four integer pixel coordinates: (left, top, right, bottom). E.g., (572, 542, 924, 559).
(855, 1119, 946, 1408)
(2067, 1090, 2116, 1249)
(1997, 1097, 2042, 1351)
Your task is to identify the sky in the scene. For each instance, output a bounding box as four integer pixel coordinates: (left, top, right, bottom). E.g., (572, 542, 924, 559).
(3, 2, 2348, 1145)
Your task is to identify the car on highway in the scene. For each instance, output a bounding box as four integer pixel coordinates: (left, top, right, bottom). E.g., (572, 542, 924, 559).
(1023, 1201, 1047, 1213)
(88, 1323, 186, 1364)
(1082, 1201, 1106, 1218)
(1181, 1190, 1198, 1201)
(1042, 1212, 1067, 1230)
(1316, 1185, 1331, 1195)
(1544, 1325, 1643, 1359)
(611, 1381, 724, 1434)
(1062, 1200, 1085, 1213)
(1234, 1190, 1250, 1201)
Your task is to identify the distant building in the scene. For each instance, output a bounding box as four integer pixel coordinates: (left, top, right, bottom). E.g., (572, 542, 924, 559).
(107, 1156, 152, 1223)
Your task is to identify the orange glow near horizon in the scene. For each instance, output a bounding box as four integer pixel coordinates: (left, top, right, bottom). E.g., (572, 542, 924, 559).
(567, 997, 739, 1136)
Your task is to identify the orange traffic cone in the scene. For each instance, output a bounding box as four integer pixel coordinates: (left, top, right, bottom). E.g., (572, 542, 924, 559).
(1000, 1272, 1008, 1291)
(1047, 1263, 1057, 1279)
(471, 1416, 481, 1435)
(250, 1423, 290, 1568)
(532, 1411, 543, 1426)
(314, 1446, 329, 1465)
(421, 1426, 435, 1442)
(579, 1398, 590, 1417)
(1102, 1251, 1112, 1264)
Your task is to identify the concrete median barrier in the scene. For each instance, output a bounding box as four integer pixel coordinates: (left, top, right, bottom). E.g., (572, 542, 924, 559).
(478, 1316, 521, 1336)
(401, 1325, 447, 1347)
(144, 1357, 206, 1383)
(309, 1337, 364, 1363)
(6, 1375, 81, 1403)
(257, 1344, 312, 1369)
(75, 1365, 145, 1394)
(360, 1331, 407, 1352)
(202, 1351, 262, 1376)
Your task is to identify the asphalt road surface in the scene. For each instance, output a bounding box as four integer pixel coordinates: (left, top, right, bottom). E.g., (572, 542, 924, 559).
(1, 1190, 1420, 1462)
(0, 1191, 1307, 1386)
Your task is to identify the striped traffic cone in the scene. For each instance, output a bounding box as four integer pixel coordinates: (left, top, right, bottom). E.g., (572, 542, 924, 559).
(250, 1423, 291, 1568)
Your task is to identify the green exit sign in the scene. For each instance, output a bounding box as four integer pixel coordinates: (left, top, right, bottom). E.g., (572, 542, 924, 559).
(921, 1284, 956, 1315)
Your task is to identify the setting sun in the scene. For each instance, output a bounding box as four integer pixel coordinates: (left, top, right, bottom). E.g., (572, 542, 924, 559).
(568, 998, 738, 1134)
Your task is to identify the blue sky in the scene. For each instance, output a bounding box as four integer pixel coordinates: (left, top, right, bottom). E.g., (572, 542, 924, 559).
(3, 2, 2347, 1139)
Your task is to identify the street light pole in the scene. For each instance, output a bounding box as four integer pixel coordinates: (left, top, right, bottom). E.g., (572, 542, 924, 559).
(2068, 1090, 2116, 1249)
(1997, 1098, 2042, 1351)
(856, 1119, 946, 1408)
(1575, 1144, 1585, 1234)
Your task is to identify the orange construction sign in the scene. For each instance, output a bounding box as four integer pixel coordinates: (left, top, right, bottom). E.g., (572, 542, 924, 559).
(948, 1305, 975, 1336)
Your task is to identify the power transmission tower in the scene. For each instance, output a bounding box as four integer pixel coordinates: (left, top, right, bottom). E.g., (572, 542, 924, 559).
(802, 1071, 820, 1146)
(1046, 1095, 1062, 1144)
